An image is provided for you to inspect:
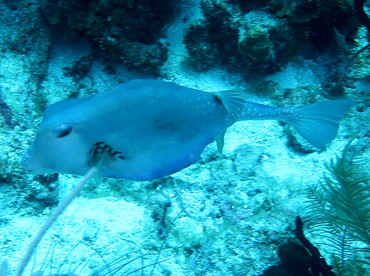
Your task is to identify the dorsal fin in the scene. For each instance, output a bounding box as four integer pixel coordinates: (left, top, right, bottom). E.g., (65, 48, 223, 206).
(213, 90, 247, 121)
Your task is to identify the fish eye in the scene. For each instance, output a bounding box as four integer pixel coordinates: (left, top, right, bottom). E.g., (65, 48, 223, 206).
(54, 124, 73, 138)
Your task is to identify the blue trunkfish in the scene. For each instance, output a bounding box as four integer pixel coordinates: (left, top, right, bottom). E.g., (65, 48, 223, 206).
(22, 79, 354, 180)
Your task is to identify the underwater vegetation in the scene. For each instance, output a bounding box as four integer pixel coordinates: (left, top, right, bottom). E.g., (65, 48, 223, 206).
(2, 235, 172, 276)
(305, 138, 370, 275)
(260, 137, 370, 276)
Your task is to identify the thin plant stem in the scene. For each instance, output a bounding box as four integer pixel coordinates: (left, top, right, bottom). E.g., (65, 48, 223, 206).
(15, 167, 98, 276)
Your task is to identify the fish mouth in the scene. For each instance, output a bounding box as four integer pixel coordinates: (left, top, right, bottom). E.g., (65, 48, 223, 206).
(21, 148, 45, 173)
(21, 150, 34, 170)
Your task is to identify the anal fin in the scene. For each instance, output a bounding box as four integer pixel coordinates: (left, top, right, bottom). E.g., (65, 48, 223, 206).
(215, 130, 227, 153)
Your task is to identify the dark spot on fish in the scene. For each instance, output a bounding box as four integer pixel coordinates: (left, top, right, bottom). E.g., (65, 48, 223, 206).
(88, 141, 125, 167)
(155, 119, 179, 131)
(212, 94, 222, 105)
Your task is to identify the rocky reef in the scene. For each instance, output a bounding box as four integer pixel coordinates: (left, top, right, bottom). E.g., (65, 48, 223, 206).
(184, 0, 359, 76)
(41, 0, 179, 74)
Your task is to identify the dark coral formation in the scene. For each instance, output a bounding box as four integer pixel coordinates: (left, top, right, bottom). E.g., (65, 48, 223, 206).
(41, 0, 178, 74)
(261, 217, 336, 276)
(269, 0, 358, 52)
(228, 0, 270, 13)
(184, 1, 245, 72)
(0, 93, 15, 128)
(184, 0, 360, 77)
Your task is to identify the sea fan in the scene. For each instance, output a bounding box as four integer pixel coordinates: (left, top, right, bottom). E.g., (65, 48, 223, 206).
(305, 138, 370, 274)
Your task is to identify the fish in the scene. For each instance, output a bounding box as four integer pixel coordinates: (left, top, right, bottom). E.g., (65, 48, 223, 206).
(22, 79, 354, 181)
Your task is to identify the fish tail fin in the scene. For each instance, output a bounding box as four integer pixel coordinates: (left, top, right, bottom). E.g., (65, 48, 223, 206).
(287, 99, 355, 149)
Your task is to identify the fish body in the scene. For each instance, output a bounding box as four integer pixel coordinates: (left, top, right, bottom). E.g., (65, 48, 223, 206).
(22, 79, 354, 180)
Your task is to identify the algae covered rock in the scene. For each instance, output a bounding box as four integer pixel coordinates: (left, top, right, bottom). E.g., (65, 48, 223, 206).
(268, 0, 358, 51)
(184, 0, 245, 72)
(184, 0, 359, 76)
(184, 1, 293, 75)
(41, 0, 177, 73)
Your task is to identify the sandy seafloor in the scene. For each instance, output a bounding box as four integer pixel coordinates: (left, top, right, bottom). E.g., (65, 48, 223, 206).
(0, 1, 369, 276)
